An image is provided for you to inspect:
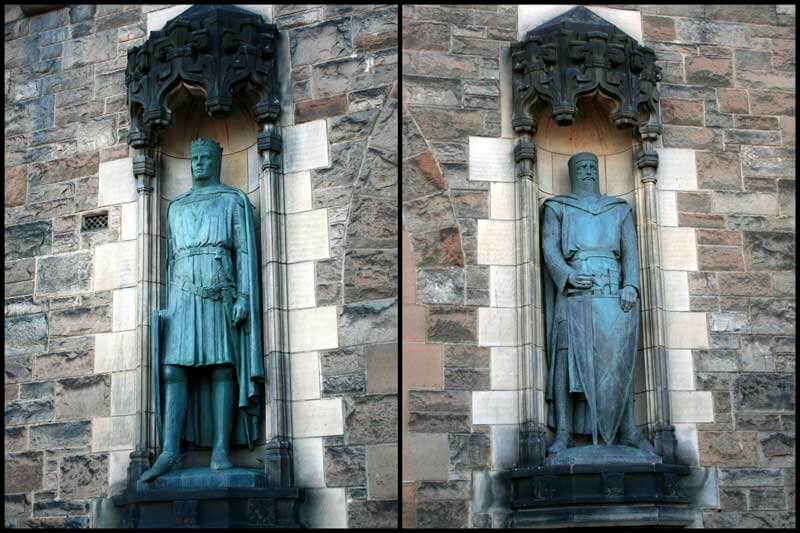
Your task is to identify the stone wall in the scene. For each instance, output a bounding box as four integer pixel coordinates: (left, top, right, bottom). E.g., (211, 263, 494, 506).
(5, 4, 398, 529)
(402, 3, 795, 529)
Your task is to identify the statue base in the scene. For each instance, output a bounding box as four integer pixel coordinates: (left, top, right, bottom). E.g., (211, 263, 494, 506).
(545, 444, 662, 466)
(510, 463, 693, 528)
(113, 467, 304, 528)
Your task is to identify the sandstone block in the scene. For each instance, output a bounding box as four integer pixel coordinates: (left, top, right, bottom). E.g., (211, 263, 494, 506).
(5, 221, 52, 262)
(60, 453, 108, 498)
(348, 500, 397, 528)
(346, 196, 397, 249)
(735, 373, 794, 411)
(402, 433, 448, 482)
(35, 252, 93, 295)
(29, 421, 91, 450)
(344, 395, 396, 445)
(343, 249, 397, 303)
(312, 50, 396, 99)
(50, 305, 112, 337)
(416, 500, 469, 528)
(366, 343, 397, 394)
(5, 313, 48, 356)
(449, 431, 490, 478)
(5, 399, 54, 426)
(339, 299, 397, 347)
(367, 445, 397, 499)
(56, 374, 110, 420)
(5, 452, 44, 493)
(324, 445, 366, 487)
(427, 306, 476, 343)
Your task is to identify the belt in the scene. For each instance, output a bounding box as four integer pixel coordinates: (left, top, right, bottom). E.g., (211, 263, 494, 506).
(569, 250, 618, 261)
(172, 245, 230, 262)
(175, 277, 236, 300)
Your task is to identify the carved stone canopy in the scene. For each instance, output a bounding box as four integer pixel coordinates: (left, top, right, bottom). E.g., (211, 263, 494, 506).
(511, 6, 662, 139)
(126, 5, 280, 148)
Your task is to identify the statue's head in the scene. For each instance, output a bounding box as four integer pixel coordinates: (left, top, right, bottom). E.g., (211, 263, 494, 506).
(190, 138, 223, 184)
(567, 152, 600, 195)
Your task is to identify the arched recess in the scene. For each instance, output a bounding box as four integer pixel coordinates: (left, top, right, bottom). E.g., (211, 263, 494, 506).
(123, 5, 295, 488)
(511, 6, 676, 467)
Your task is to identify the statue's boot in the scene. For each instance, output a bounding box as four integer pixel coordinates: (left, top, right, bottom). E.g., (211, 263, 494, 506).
(140, 450, 185, 482)
(547, 432, 570, 455)
(618, 397, 657, 454)
(210, 365, 235, 471)
(141, 365, 188, 482)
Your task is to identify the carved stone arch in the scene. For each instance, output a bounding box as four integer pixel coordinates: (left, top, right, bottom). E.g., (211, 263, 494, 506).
(510, 6, 676, 470)
(123, 4, 295, 491)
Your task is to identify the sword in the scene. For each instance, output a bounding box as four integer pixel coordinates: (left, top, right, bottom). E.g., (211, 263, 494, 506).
(224, 294, 254, 451)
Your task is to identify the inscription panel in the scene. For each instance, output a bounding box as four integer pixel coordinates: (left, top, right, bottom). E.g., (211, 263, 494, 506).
(469, 137, 515, 182)
(283, 120, 330, 174)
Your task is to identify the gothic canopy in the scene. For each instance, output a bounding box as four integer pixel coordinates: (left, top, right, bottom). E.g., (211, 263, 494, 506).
(511, 6, 662, 139)
(125, 5, 280, 147)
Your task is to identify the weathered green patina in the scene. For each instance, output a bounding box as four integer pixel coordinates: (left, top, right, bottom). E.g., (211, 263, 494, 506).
(542, 152, 657, 461)
(141, 138, 264, 482)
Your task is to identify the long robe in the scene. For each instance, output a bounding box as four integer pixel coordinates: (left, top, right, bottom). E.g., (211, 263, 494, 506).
(541, 194, 640, 439)
(154, 184, 264, 448)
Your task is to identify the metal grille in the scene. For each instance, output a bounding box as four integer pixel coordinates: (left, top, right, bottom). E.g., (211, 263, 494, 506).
(82, 212, 108, 231)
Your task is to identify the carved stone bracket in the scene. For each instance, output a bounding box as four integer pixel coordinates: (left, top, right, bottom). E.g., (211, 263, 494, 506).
(126, 5, 280, 147)
(511, 6, 661, 141)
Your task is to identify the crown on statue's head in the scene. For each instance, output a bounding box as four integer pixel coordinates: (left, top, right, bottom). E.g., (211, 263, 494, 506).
(190, 137, 223, 156)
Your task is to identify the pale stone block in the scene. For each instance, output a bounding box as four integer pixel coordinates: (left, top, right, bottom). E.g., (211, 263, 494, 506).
(221, 150, 248, 192)
(665, 311, 709, 349)
(287, 262, 316, 309)
(670, 391, 714, 423)
(403, 433, 449, 482)
(108, 450, 131, 493)
(491, 424, 519, 470)
(160, 155, 192, 201)
(519, 5, 643, 43)
(489, 266, 516, 307)
(283, 120, 330, 174)
(236, 5, 273, 21)
(284, 171, 312, 214)
(662, 270, 690, 311)
(98, 158, 137, 207)
(656, 148, 697, 191)
(491, 347, 518, 390)
(94, 240, 137, 291)
(247, 144, 260, 193)
(536, 149, 554, 194)
(674, 423, 700, 466)
(290, 351, 320, 401)
(299, 488, 347, 529)
(490, 182, 515, 220)
(551, 152, 572, 196)
(469, 137, 515, 182)
(292, 398, 343, 438)
(286, 209, 330, 263)
(94, 331, 137, 373)
(112, 287, 137, 332)
(659, 227, 698, 271)
(478, 307, 518, 347)
(289, 306, 338, 353)
(668, 349, 695, 391)
(293, 437, 325, 488)
(477, 219, 515, 265)
(120, 201, 138, 241)
(657, 190, 678, 227)
(111, 370, 138, 416)
(367, 445, 398, 499)
(147, 5, 191, 34)
(92, 415, 137, 452)
(472, 390, 519, 425)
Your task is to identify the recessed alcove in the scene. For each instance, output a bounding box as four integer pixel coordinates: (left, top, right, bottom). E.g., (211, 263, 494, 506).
(152, 83, 267, 469)
(532, 93, 649, 431)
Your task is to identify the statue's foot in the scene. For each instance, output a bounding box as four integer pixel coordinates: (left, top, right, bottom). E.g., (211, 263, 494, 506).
(140, 450, 184, 482)
(547, 433, 570, 455)
(620, 428, 657, 455)
(210, 448, 233, 470)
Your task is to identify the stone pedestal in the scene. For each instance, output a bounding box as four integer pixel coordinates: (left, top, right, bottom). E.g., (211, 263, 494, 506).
(510, 463, 694, 528)
(113, 467, 303, 528)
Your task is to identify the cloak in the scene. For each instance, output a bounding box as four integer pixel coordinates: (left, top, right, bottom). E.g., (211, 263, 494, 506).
(153, 184, 264, 450)
(541, 194, 640, 436)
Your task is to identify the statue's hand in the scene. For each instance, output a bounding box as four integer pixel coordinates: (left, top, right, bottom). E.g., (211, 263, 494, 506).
(620, 286, 638, 312)
(232, 297, 248, 326)
(567, 272, 594, 289)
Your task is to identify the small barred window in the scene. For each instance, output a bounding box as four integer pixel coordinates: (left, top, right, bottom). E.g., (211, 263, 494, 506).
(82, 212, 109, 231)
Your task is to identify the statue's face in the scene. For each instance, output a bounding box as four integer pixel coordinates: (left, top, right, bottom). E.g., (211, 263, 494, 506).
(191, 147, 219, 181)
(570, 157, 599, 192)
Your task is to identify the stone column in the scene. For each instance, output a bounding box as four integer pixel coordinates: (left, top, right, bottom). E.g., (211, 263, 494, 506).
(127, 143, 160, 487)
(513, 115, 548, 466)
(635, 139, 677, 464)
(257, 117, 294, 487)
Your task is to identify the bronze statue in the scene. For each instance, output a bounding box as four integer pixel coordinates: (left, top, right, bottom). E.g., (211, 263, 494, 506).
(542, 152, 656, 459)
(141, 138, 264, 481)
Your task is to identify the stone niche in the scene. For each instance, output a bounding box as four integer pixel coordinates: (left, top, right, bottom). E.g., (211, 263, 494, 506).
(106, 5, 302, 528)
(506, 6, 707, 528)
